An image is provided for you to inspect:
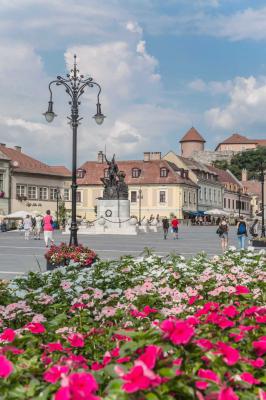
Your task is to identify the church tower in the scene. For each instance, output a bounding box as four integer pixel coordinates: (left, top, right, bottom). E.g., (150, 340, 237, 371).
(179, 127, 206, 158)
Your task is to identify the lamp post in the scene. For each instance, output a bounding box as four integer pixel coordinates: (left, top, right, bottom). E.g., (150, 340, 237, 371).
(237, 187, 242, 218)
(260, 169, 265, 237)
(43, 55, 105, 246)
(55, 187, 61, 229)
(138, 187, 143, 225)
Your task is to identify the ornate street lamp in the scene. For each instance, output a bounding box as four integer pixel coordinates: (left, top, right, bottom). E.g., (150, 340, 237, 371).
(44, 55, 105, 245)
(259, 169, 265, 237)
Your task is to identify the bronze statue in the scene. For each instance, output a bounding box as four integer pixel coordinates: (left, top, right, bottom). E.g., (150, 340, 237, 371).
(100, 154, 128, 200)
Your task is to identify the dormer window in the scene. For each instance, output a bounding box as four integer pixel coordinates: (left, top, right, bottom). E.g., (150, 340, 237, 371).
(132, 168, 141, 178)
(160, 168, 168, 177)
(104, 168, 109, 178)
(77, 168, 86, 178)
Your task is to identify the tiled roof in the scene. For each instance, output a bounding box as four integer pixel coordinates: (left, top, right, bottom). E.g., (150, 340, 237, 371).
(180, 127, 206, 143)
(77, 159, 198, 187)
(179, 156, 214, 174)
(207, 165, 240, 187)
(0, 145, 71, 177)
(215, 133, 266, 150)
(242, 180, 262, 199)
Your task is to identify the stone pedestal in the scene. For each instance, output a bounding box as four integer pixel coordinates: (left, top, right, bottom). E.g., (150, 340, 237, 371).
(64, 199, 138, 235)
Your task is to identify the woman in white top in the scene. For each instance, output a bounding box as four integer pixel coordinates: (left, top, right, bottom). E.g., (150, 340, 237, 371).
(23, 215, 32, 240)
(34, 215, 43, 240)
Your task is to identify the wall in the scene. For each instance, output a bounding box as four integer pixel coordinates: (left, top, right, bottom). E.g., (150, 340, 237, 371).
(181, 141, 204, 158)
(0, 158, 10, 214)
(11, 173, 71, 215)
(217, 143, 257, 152)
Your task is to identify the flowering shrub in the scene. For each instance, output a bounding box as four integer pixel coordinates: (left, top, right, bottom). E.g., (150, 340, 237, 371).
(45, 243, 97, 267)
(0, 248, 265, 399)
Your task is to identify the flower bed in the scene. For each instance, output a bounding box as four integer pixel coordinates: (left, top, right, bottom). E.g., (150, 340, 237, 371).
(45, 243, 97, 269)
(0, 248, 265, 399)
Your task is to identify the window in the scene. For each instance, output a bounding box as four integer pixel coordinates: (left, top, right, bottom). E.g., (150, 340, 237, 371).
(184, 191, 187, 203)
(28, 186, 37, 200)
(39, 187, 48, 200)
(194, 193, 196, 204)
(199, 189, 202, 200)
(224, 198, 226, 208)
(214, 189, 216, 202)
(104, 168, 109, 178)
(232, 199, 235, 209)
(131, 191, 137, 203)
(160, 191, 166, 203)
(0, 173, 3, 191)
(209, 189, 212, 201)
(228, 199, 231, 209)
(188, 192, 191, 203)
(160, 168, 168, 177)
(76, 191, 81, 203)
(132, 168, 140, 178)
(50, 188, 58, 201)
(64, 189, 70, 201)
(77, 168, 85, 178)
(16, 185, 26, 197)
(204, 188, 207, 200)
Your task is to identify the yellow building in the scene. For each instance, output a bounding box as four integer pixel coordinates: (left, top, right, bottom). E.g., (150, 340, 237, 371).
(76, 151, 198, 220)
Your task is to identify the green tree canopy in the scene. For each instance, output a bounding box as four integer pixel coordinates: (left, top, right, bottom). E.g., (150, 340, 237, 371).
(230, 147, 266, 180)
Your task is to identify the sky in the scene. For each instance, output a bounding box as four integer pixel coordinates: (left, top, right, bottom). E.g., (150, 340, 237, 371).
(1, 0, 266, 167)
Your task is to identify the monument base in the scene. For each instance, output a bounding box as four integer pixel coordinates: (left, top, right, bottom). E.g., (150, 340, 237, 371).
(64, 199, 138, 235)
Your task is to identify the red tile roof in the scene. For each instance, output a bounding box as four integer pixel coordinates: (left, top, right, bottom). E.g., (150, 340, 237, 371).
(77, 159, 198, 187)
(207, 165, 240, 187)
(0, 145, 71, 177)
(180, 127, 206, 143)
(215, 133, 266, 150)
(242, 180, 262, 199)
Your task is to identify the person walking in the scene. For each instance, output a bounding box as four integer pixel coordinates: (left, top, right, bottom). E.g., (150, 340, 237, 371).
(171, 216, 179, 239)
(43, 210, 54, 248)
(249, 219, 260, 239)
(34, 215, 43, 240)
(237, 215, 248, 250)
(162, 216, 169, 240)
(23, 215, 32, 240)
(217, 216, 229, 252)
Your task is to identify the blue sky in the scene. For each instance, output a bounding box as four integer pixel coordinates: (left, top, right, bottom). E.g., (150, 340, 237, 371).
(1, 0, 266, 166)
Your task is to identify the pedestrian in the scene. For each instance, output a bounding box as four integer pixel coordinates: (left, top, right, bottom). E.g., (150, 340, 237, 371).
(217, 216, 229, 252)
(162, 216, 169, 239)
(23, 215, 32, 240)
(171, 215, 179, 239)
(249, 218, 260, 239)
(34, 215, 43, 240)
(236, 215, 248, 250)
(43, 210, 54, 248)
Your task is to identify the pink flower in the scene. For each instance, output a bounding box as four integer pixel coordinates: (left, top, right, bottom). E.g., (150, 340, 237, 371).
(250, 358, 265, 368)
(217, 342, 240, 365)
(240, 372, 260, 385)
(160, 319, 195, 345)
(43, 365, 69, 383)
(222, 305, 239, 319)
(67, 333, 85, 348)
(235, 286, 250, 295)
(259, 389, 266, 400)
(0, 355, 13, 378)
(138, 345, 162, 369)
(218, 387, 239, 400)
(195, 381, 209, 390)
(121, 363, 161, 393)
(253, 337, 266, 356)
(197, 368, 220, 384)
(0, 328, 16, 343)
(25, 322, 46, 334)
(55, 372, 99, 400)
(195, 339, 213, 350)
(45, 342, 64, 353)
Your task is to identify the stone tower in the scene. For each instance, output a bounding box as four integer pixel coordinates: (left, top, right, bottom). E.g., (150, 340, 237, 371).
(179, 127, 206, 158)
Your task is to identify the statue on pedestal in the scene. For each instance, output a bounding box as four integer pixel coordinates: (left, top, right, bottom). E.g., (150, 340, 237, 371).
(100, 154, 128, 200)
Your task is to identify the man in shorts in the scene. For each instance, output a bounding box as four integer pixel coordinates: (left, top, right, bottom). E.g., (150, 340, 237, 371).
(171, 216, 179, 240)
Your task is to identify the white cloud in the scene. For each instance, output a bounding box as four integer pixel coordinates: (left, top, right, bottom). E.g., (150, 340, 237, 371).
(126, 21, 143, 35)
(205, 75, 266, 130)
(188, 78, 232, 94)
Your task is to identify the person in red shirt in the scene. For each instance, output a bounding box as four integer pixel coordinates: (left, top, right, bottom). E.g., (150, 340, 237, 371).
(171, 216, 179, 239)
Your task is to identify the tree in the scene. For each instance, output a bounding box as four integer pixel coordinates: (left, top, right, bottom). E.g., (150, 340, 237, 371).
(229, 147, 266, 180)
(212, 160, 229, 171)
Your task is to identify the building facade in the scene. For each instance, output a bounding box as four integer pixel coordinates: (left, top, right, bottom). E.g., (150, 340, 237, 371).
(208, 166, 251, 217)
(164, 151, 224, 211)
(0, 144, 71, 215)
(76, 151, 198, 220)
(215, 133, 266, 153)
(0, 149, 11, 215)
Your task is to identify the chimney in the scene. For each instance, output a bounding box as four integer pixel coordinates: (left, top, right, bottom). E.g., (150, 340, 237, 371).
(97, 151, 104, 163)
(241, 168, 247, 182)
(144, 152, 161, 162)
(14, 146, 22, 152)
(0, 143, 6, 147)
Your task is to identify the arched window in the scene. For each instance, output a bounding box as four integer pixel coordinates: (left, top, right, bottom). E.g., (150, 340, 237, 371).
(132, 168, 141, 178)
(160, 168, 168, 177)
